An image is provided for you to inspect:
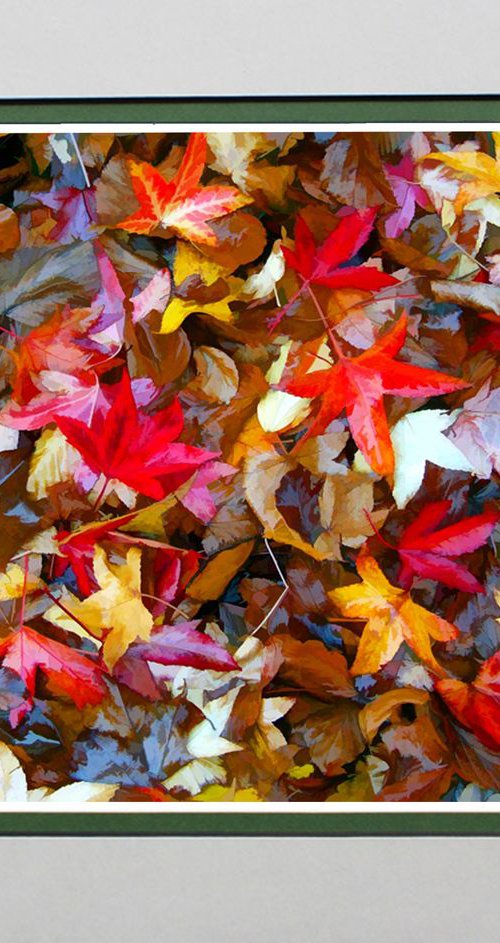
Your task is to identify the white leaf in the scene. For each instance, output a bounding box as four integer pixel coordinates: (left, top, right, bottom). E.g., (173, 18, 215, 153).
(33, 782, 118, 802)
(391, 409, 474, 508)
(163, 758, 226, 796)
(0, 424, 19, 452)
(257, 389, 310, 432)
(187, 721, 242, 759)
(242, 243, 285, 300)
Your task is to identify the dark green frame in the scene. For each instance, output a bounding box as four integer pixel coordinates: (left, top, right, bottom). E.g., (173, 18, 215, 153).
(0, 95, 498, 835)
(0, 812, 498, 836)
(0, 96, 500, 123)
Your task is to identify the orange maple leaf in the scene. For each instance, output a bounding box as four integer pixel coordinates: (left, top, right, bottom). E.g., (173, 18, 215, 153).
(116, 133, 252, 244)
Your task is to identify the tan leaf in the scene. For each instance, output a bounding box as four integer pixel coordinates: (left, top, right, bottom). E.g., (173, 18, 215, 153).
(193, 346, 239, 404)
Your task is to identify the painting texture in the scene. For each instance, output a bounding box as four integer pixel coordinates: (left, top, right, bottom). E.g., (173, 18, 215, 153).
(0, 129, 499, 803)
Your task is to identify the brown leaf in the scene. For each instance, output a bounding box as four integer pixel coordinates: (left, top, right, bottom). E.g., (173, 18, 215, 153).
(0, 205, 20, 253)
(275, 636, 355, 700)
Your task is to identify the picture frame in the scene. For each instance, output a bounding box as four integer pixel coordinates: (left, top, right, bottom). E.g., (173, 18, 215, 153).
(1, 96, 500, 840)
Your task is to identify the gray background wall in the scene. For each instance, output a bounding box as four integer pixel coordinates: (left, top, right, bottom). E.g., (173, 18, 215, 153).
(0, 3, 499, 939)
(0, 837, 496, 943)
(0, 0, 499, 98)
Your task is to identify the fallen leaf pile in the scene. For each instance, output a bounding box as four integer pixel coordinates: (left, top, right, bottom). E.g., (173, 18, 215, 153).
(0, 129, 499, 803)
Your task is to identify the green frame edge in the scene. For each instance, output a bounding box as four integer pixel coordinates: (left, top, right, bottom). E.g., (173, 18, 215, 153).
(1, 96, 500, 123)
(0, 812, 498, 836)
(1, 94, 499, 834)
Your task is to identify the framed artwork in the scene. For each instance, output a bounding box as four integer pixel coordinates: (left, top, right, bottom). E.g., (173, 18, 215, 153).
(1, 98, 500, 839)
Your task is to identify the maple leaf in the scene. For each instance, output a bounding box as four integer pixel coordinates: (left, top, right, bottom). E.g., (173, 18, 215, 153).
(284, 208, 394, 289)
(0, 624, 106, 725)
(55, 369, 219, 501)
(116, 133, 252, 244)
(437, 650, 500, 751)
(382, 500, 499, 593)
(329, 553, 459, 675)
(59, 546, 154, 669)
(286, 314, 468, 475)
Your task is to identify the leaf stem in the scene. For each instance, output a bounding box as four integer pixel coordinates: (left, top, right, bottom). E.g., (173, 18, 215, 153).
(363, 509, 395, 550)
(250, 538, 289, 636)
(18, 555, 29, 631)
(91, 477, 110, 511)
(40, 586, 94, 638)
(303, 281, 344, 360)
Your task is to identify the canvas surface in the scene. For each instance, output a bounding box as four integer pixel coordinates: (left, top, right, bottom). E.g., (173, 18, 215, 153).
(0, 128, 499, 810)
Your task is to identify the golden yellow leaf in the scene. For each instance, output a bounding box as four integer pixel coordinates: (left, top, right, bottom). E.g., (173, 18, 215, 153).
(187, 541, 255, 602)
(330, 554, 458, 676)
(358, 687, 430, 742)
(173, 241, 226, 286)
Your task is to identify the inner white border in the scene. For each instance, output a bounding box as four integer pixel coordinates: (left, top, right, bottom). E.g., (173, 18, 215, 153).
(1, 121, 498, 813)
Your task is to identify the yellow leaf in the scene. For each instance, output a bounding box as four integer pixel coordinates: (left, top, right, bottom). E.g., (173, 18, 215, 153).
(27, 426, 80, 499)
(287, 763, 315, 780)
(330, 553, 458, 676)
(0, 563, 42, 600)
(160, 296, 235, 334)
(193, 784, 262, 802)
(59, 546, 153, 669)
(426, 149, 500, 190)
(257, 390, 311, 433)
(173, 241, 225, 286)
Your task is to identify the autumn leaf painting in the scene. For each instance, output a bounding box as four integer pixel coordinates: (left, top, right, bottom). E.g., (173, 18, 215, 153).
(0, 128, 499, 805)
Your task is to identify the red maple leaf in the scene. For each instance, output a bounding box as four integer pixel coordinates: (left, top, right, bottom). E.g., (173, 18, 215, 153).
(0, 624, 106, 725)
(285, 314, 468, 475)
(395, 501, 499, 593)
(54, 369, 219, 500)
(437, 650, 500, 751)
(116, 132, 251, 244)
(283, 208, 398, 290)
(270, 208, 398, 329)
